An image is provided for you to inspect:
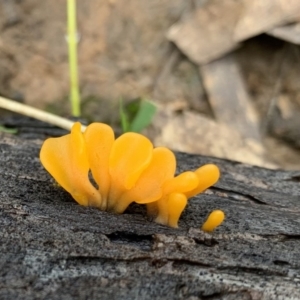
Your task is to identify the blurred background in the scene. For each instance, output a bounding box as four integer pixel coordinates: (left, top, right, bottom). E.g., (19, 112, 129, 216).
(1, 0, 300, 169)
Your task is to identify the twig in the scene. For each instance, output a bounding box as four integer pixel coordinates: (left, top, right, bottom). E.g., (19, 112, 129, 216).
(0, 96, 86, 131)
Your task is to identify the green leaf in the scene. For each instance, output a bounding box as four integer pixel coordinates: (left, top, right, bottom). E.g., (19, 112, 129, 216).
(128, 100, 157, 133)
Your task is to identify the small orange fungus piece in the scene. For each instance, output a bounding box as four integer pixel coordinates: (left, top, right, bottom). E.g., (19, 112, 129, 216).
(153, 171, 199, 226)
(109, 132, 153, 190)
(167, 193, 187, 228)
(185, 164, 220, 199)
(84, 123, 115, 210)
(163, 171, 199, 195)
(40, 122, 101, 207)
(107, 132, 153, 211)
(201, 210, 225, 232)
(114, 147, 176, 213)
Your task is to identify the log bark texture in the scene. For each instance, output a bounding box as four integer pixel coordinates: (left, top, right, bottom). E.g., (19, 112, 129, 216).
(1, 130, 300, 299)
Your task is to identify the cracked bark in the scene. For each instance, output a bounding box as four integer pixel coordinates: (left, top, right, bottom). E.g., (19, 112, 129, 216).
(1, 124, 300, 299)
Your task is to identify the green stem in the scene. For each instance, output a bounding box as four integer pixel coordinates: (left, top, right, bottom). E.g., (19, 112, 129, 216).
(67, 0, 81, 117)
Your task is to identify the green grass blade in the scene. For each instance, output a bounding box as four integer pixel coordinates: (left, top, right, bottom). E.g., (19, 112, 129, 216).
(119, 99, 130, 133)
(67, 0, 81, 117)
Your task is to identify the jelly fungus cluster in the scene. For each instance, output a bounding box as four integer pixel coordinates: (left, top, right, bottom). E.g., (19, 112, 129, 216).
(40, 122, 224, 230)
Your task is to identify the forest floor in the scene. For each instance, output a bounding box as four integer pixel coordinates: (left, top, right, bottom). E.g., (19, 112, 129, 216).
(0, 0, 300, 169)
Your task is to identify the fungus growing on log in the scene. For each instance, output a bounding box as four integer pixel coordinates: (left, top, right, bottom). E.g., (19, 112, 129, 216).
(40, 122, 224, 229)
(202, 210, 225, 232)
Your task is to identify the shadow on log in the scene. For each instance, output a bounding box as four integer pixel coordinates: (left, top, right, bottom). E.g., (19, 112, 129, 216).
(1, 130, 300, 299)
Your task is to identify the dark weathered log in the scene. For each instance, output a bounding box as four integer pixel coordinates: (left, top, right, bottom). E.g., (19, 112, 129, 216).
(1, 132, 300, 299)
